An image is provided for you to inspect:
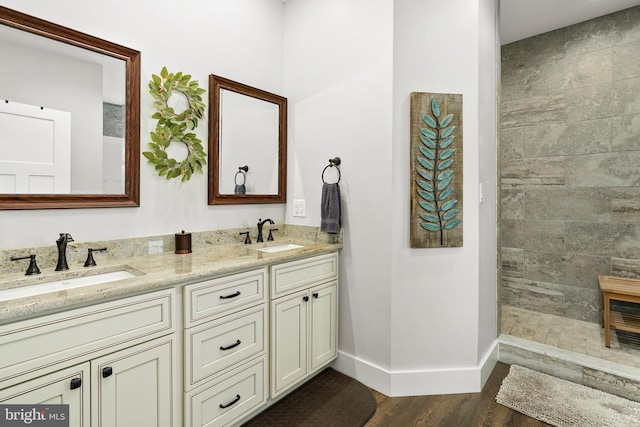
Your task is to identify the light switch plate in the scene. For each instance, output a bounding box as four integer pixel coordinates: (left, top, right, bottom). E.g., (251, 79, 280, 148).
(293, 199, 306, 217)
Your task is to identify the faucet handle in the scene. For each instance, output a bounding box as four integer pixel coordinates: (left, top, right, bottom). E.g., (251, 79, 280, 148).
(84, 248, 107, 267)
(267, 228, 278, 241)
(10, 254, 41, 275)
(239, 231, 251, 244)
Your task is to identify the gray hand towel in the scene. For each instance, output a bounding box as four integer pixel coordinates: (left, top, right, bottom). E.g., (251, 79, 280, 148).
(321, 182, 341, 234)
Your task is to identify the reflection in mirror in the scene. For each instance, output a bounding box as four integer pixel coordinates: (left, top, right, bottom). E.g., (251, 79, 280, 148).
(209, 75, 287, 205)
(219, 89, 279, 195)
(0, 6, 140, 210)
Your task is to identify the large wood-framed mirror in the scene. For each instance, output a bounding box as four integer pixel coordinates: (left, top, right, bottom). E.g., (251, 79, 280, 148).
(208, 75, 287, 205)
(0, 6, 140, 210)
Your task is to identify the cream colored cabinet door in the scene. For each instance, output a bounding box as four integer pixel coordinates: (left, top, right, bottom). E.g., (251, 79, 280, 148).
(91, 336, 176, 427)
(310, 283, 338, 373)
(0, 362, 91, 427)
(270, 289, 308, 397)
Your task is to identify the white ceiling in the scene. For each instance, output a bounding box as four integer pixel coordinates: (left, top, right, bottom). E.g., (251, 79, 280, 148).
(500, 0, 640, 45)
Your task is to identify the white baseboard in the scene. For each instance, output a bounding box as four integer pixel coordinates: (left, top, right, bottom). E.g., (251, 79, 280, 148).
(333, 339, 499, 397)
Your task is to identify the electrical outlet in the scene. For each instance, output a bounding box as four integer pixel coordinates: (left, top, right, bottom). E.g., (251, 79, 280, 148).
(148, 240, 163, 255)
(293, 199, 306, 217)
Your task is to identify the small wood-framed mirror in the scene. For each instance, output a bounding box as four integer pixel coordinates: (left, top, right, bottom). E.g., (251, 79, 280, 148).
(0, 6, 140, 210)
(208, 75, 287, 205)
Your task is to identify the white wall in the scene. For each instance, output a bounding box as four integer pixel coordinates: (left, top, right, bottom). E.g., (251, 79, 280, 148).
(283, 0, 395, 390)
(0, 0, 286, 249)
(285, 0, 498, 396)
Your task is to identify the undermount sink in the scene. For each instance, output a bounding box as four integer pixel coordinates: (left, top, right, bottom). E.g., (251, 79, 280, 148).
(255, 243, 304, 253)
(1, 268, 139, 301)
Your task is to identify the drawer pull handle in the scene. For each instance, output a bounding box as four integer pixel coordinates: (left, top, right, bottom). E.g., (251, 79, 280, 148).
(220, 339, 242, 351)
(102, 367, 113, 378)
(313, 292, 319, 299)
(70, 378, 82, 390)
(220, 291, 241, 300)
(219, 394, 241, 409)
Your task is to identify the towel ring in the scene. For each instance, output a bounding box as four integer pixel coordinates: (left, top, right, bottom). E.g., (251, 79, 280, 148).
(322, 157, 341, 184)
(234, 170, 246, 185)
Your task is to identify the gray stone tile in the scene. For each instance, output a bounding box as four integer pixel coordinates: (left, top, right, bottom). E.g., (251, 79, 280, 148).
(501, 189, 524, 219)
(614, 6, 640, 46)
(614, 77, 640, 116)
(563, 48, 613, 90)
(524, 188, 611, 222)
(502, 247, 524, 278)
(499, 342, 584, 383)
(502, 93, 567, 128)
(501, 277, 564, 316)
(524, 252, 610, 290)
(502, 219, 565, 252)
(562, 286, 600, 323)
(502, 29, 565, 68)
(502, 157, 565, 187)
(565, 222, 640, 259)
(500, 64, 528, 102)
(500, 127, 524, 161)
(613, 199, 640, 224)
(524, 60, 568, 97)
(611, 258, 640, 279)
(612, 113, 640, 151)
(565, 151, 640, 187)
(613, 40, 640, 80)
(583, 367, 640, 401)
(565, 82, 621, 121)
(563, 12, 624, 57)
(524, 118, 611, 158)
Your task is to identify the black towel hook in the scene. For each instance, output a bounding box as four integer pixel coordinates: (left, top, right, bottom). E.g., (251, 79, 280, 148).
(322, 157, 341, 184)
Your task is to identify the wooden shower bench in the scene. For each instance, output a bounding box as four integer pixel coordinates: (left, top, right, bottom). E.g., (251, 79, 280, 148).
(598, 275, 640, 348)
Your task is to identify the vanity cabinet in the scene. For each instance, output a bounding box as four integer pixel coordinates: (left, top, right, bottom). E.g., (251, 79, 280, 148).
(269, 253, 338, 398)
(0, 363, 91, 427)
(183, 268, 268, 427)
(0, 289, 177, 427)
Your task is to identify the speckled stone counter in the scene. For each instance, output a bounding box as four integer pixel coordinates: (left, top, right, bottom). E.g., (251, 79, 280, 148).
(0, 234, 341, 325)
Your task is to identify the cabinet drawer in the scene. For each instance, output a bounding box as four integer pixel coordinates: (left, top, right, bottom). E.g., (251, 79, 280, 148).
(0, 289, 175, 389)
(185, 355, 267, 427)
(271, 253, 338, 297)
(185, 305, 267, 389)
(185, 268, 267, 327)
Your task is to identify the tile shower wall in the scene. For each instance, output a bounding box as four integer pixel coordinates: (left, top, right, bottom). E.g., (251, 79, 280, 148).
(500, 6, 640, 323)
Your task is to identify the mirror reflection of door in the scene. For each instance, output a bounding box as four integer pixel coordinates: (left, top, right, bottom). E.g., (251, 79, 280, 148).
(219, 89, 280, 195)
(0, 101, 71, 193)
(0, 22, 126, 195)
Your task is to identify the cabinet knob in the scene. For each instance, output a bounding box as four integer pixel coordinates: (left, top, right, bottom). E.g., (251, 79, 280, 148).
(102, 366, 113, 378)
(313, 292, 319, 299)
(70, 377, 82, 390)
(303, 296, 309, 302)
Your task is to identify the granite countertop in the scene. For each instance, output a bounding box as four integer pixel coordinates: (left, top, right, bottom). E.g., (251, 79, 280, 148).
(0, 239, 342, 325)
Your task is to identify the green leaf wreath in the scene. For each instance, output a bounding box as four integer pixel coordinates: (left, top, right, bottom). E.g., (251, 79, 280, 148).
(416, 97, 461, 245)
(143, 67, 207, 181)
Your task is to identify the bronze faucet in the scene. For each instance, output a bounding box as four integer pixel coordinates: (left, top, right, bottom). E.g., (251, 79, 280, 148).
(257, 218, 274, 243)
(55, 233, 74, 271)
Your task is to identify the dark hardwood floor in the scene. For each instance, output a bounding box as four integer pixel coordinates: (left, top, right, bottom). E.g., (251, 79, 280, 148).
(364, 362, 551, 427)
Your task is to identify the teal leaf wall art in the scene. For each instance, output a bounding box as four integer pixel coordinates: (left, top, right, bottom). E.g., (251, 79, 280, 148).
(410, 92, 463, 248)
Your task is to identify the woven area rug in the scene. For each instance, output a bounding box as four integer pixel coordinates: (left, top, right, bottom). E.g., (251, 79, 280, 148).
(242, 368, 376, 427)
(496, 365, 640, 427)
